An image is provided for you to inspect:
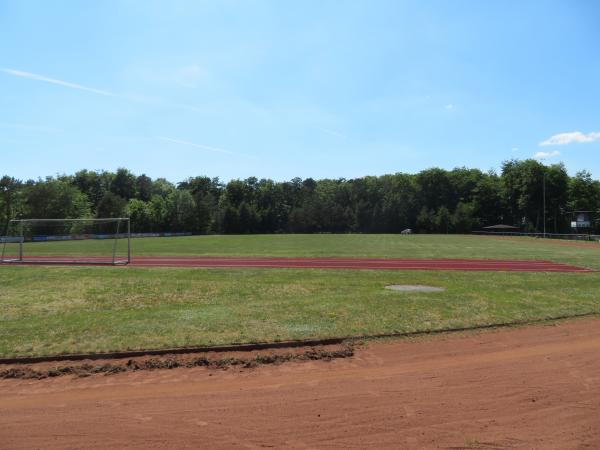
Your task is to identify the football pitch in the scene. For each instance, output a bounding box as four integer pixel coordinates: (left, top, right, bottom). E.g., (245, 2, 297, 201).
(1, 234, 599, 358)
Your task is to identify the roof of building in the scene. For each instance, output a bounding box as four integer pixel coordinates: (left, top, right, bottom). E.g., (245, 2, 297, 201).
(482, 224, 520, 230)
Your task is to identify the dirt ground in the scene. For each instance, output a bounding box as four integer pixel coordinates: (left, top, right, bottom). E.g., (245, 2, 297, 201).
(1, 318, 600, 449)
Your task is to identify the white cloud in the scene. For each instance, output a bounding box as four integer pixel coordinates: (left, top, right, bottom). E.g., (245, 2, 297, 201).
(534, 150, 560, 159)
(174, 65, 208, 88)
(511, 147, 519, 152)
(444, 104, 454, 110)
(539, 131, 600, 146)
(1, 68, 116, 97)
(1, 68, 252, 122)
(317, 127, 347, 139)
(1, 68, 217, 116)
(157, 136, 235, 155)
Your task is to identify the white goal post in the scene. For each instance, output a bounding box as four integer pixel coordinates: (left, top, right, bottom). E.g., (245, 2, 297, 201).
(1, 218, 131, 265)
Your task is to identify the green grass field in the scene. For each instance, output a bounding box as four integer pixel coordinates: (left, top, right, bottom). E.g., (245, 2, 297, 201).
(1, 234, 599, 358)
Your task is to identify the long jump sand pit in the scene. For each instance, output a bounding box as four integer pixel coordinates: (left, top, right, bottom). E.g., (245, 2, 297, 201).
(1, 317, 600, 449)
(10, 256, 593, 272)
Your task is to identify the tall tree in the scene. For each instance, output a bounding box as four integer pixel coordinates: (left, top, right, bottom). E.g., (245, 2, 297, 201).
(96, 192, 127, 218)
(136, 174, 154, 202)
(110, 168, 137, 200)
(502, 159, 546, 231)
(24, 178, 91, 220)
(568, 171, 600, 211)
(0, 176, 23, 233)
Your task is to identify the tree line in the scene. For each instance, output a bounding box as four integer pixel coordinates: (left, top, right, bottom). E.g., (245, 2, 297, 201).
(1, 159, 599, 235)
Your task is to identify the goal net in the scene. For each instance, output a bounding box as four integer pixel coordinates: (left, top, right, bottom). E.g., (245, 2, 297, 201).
(1, 218, 131, 265)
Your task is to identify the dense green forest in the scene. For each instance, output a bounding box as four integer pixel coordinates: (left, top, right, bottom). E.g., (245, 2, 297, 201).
(1, 159, 599, 234)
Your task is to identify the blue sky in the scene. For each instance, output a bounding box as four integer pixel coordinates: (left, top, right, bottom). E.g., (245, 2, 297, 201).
(1, 0, 599, 182)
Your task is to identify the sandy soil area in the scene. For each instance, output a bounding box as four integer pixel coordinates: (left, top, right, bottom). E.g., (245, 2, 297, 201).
(1, 318, 599, 449)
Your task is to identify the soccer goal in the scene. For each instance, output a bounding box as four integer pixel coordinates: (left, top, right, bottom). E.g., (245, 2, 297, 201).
(1, 218, 131, 265)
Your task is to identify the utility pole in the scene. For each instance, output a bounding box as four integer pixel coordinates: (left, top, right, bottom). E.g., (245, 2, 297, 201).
(543, 172, 546, 238)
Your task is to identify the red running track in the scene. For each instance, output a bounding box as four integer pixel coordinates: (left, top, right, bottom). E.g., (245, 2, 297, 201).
(5, 256, 593, 272)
